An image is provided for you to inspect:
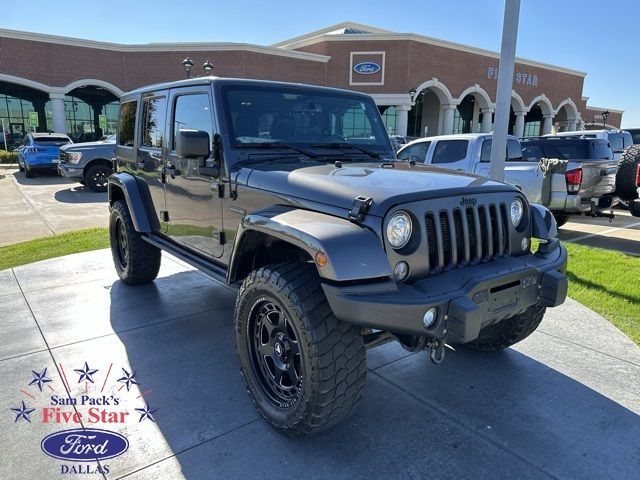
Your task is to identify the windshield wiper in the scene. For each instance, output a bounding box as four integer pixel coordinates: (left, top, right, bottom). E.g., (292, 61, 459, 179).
(310, 142, 382, 159)
(236, 142, 323, 159)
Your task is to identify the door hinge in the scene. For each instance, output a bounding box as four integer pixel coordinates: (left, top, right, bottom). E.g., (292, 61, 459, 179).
(348, 196, 373, 223)
(212, 230, 226, 245)
(160, 210, 169, 222)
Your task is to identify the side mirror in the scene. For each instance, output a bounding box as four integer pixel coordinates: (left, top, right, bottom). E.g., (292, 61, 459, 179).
(175, 129, 210, 159)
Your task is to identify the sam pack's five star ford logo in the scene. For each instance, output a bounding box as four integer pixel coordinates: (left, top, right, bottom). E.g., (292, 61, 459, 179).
(9, 361, 158, 475)
(353, 62, 381, 75)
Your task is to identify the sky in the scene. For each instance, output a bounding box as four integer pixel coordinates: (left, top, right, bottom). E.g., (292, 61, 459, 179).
(2, 0, 637, 127)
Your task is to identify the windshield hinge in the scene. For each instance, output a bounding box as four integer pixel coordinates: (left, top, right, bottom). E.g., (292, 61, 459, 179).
(348, 196, 373, 223)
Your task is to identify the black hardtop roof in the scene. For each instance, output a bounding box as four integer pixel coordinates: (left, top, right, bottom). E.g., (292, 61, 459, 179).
(120, 77, 373, 101)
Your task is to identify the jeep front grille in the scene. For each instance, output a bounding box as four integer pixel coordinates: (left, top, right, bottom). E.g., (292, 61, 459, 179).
(424, 203, 510, 274)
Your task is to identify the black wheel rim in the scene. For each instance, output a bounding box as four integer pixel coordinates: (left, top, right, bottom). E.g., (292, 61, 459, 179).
(248, 298, 302, 407)
(92, 168, 109, 188)
(115, 217, 128, 268)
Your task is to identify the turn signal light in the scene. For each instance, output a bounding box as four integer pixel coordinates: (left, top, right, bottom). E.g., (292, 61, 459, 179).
(315, 251, 328, 268)
(565, 168, 582, 193)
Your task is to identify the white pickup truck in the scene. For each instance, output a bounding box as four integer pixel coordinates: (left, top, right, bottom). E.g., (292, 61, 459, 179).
(397, 133, 618, 226)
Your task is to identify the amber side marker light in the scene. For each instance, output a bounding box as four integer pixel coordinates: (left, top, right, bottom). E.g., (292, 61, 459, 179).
(315, 252, 329, 267)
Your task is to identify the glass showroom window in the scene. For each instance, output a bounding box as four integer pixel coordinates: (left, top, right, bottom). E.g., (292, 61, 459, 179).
(65, 95, 95, 143)
(523, 121, 541, 138)
(0, 94, 37, 147)
(103, 101, 119, 136)
(379, 106, 397, 135)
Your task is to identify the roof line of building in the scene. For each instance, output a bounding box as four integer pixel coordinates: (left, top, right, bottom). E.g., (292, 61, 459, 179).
(584, 106, 625, 114)
(0, 28, 331, 62)
(273, 22, 587, 77)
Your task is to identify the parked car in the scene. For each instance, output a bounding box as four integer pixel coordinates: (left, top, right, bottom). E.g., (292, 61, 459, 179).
(397, 133, 618, 227)
(544, 130, 632, 160)
(17, 133, 73, 178)
(625, 128, 640, 145)
(521, 137, 618, 225)
(108, 77, 567, 436)
(58, 134, 116, 192)
(390, 135, 408, 145)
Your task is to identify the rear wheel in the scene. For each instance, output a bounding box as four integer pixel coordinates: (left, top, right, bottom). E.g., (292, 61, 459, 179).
(85, 164, 112, 192)
(18, 162, 24, 172)
(466, 305, 546, 351)
(615, 145, 640, 200)
(553, 214, 569, 228)
(235, 263, 366, 436)
(25, 166, 34, 178)
(109, 200, 161, 284)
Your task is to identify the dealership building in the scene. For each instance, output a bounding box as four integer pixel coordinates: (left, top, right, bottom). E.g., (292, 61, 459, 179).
(0, 22, 624, 145)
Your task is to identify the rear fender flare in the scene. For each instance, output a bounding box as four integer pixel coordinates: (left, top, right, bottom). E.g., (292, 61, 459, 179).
(108, 172, 159, 233)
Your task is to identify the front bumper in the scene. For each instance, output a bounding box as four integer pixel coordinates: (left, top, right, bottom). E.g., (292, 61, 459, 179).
(57, 162, 84, 179)
(322, 245, 567, 344)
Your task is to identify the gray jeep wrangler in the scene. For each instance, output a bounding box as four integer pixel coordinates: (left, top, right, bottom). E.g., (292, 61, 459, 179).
(108, 77, 568, 436)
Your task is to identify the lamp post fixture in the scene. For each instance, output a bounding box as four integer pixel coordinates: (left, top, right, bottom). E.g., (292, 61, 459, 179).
(182, 57, 195, 79)
(409, 87, 417, 103)
(203, 60, 214, 76)
(600, 110, 609, 129)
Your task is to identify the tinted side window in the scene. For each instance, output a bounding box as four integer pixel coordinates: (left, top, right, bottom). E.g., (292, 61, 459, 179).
(480, 139, 523, 161)
(118, 101, 137, 147)
(608, 133, 625, 152)
(398, 142, 430, 161)
(432, 140, 468, 164)
(589, 141, 613, 160)
(141, 96, 167, 148)
(521, 143, 544, 161)
(172, 94, 213, 149)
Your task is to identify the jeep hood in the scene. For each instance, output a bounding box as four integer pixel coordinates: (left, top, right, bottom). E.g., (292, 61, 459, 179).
(245, 161, 515, 216)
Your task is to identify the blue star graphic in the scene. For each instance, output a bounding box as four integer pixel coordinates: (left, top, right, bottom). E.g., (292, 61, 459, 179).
(29, 367, 52, 391)
(11, 401, 35, 423)
(135, 402, 158, 423)
(117, 368, 139, 391)
(74, 362, 99, 383)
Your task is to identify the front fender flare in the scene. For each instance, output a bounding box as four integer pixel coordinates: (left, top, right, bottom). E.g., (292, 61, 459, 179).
(229, 208, 392, 282)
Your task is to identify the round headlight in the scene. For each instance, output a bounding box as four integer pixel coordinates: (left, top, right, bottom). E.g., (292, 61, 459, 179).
(68, 152, 83, 164)
(510, 198, 524, 227)
(387, 211, 412, 249)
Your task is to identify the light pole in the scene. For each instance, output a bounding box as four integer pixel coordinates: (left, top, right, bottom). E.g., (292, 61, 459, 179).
(600, 110, 609, 129)
(182, 57, 195, 79)
(489, 0, 521, 182)
(203, 60, 214, 76)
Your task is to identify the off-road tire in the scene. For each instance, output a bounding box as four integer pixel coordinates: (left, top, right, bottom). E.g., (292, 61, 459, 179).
(109, 200, 161, 284)
(85, 164, 112, 192)
(615, 145, 640, 200)
(235, 263, 366, 436)
(553, 214, 569, 228)
(466, 305, 546, 351)
(25, 167, 34, 178)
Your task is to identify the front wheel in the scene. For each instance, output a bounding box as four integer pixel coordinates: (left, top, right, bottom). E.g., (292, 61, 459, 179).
(109, 200, 161, 284)
(630, 201, 640, 218)
(85, 164, 112, 192)
(25, 166, 34, 178)
(235, 263, 366, 436)
(553, 214, 569, 228)
(466, 305, 546, 351)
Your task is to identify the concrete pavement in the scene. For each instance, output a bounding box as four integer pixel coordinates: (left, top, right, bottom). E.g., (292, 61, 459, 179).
(1, 249, 639, 479)
(0, 168, 108, 246)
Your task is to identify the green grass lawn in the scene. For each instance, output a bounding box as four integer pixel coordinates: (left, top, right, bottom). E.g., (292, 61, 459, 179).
(563, 242, 640, 345)
(0, 228, 109, 271)
(0, 228, 638, 345)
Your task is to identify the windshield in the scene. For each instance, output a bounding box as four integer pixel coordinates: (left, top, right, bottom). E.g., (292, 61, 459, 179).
(33, 136, 71, 146)
(222, 85, 393, 156)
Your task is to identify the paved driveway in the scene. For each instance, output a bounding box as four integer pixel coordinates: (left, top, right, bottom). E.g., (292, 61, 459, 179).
(0, 168, 108, 246)
(1, 249, 639, 479)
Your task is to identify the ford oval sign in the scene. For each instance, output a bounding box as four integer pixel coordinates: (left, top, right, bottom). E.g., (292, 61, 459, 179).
(41, 428, 129, 462)
(353, 62, 381, 75)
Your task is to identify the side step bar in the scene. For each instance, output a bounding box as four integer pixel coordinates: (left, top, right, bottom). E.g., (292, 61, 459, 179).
(143, 233, 228, 283)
